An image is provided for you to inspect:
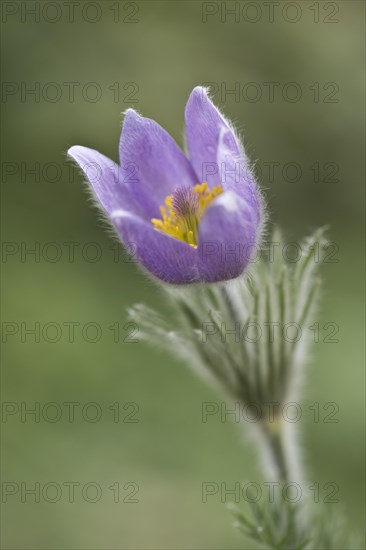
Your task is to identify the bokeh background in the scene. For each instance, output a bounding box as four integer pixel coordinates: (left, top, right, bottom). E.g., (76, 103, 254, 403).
(1, 1, 365, 548)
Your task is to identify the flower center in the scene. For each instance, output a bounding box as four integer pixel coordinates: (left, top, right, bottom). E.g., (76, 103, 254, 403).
(151, 183, 223, 248)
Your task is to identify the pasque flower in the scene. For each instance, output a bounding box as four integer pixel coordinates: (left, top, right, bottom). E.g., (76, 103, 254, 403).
(68, 87, 263, 284)
(68, 88, 351, 549)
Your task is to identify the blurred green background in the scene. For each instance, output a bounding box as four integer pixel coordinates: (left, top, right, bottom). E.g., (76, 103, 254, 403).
(1, 1, 365, 548)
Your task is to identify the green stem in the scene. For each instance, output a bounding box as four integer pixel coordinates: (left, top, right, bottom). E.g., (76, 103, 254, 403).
(265, 422, 290, 483)
(258, 416, 299, 486)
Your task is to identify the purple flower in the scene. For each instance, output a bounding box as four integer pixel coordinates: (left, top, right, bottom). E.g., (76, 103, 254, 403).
(68, 87, 263, 284)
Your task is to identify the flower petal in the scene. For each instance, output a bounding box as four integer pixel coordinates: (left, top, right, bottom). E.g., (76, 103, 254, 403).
(197, 192, 258, 283)
(185, 87, 262, 226)
(119, 109, 197, 220)
(217, 128, 262, 226)
(111, 210, 199, 285)
(68, 145, 140, 216)
(185, 86, 232, 187)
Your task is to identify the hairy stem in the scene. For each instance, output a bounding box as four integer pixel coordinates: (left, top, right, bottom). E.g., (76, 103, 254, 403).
(253, 416, 303, 487)
(265, 424, 289, 483)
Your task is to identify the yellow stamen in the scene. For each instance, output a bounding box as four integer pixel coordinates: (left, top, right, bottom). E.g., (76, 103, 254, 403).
(151, 182, 223, 248)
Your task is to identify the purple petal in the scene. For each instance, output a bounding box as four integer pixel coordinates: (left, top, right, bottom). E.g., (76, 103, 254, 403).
(119, 110, 197, 220)
(111, 210, 199, 284)
(197, 192, 258, 283)
(185, 88, 262, 228)
(68, 145, 140, 216)
(217, 128, 262, 226)
(185, 86, 231, 187)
